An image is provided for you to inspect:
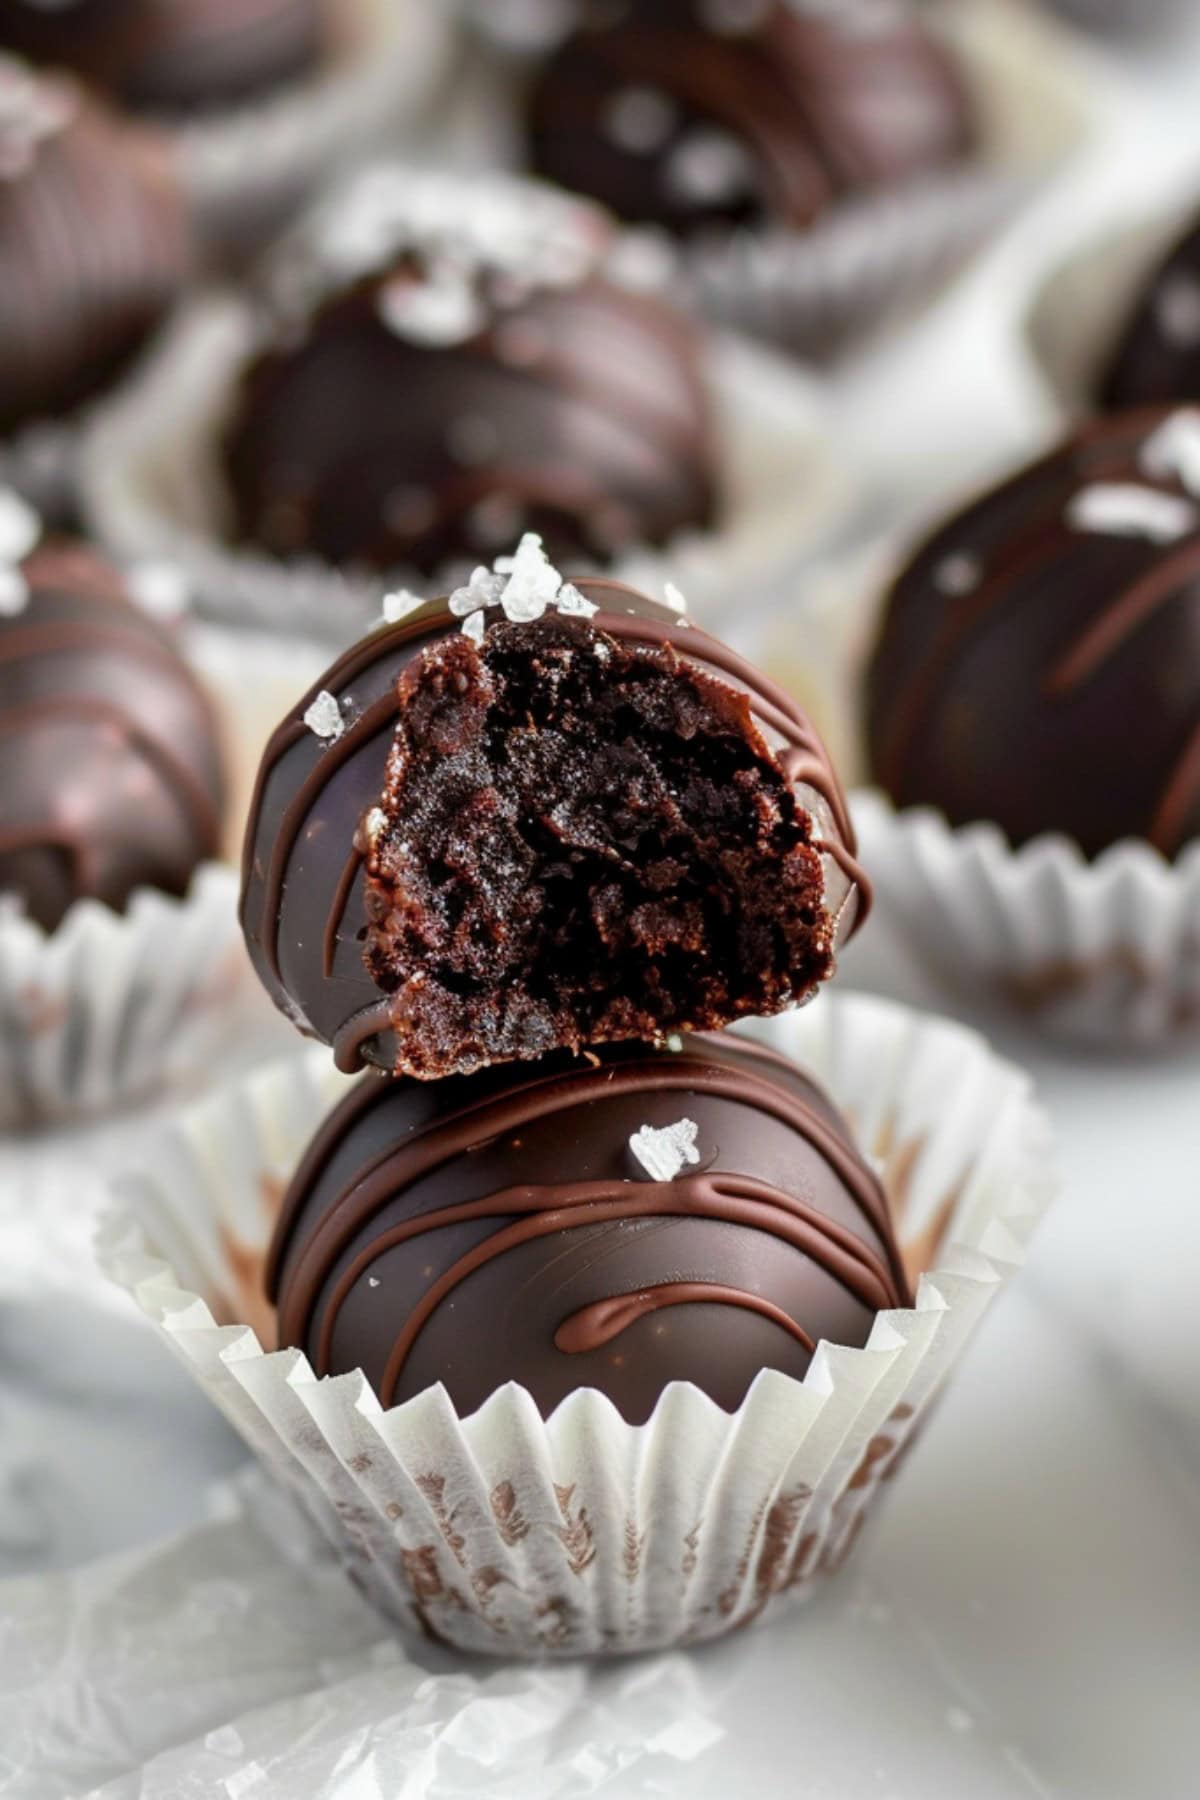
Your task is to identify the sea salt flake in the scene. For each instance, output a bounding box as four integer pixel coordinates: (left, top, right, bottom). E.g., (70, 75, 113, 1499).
(629, 1118, 701, 1182)
(449, 567, 505, 616)
(363, 806, 387, 844)
(303, 690, 345, 741)
(128, 562, 189, 620)
(494, 531, 563, 621)
(932, 551, 982, 597)
(377, 261, 484, 347)
(382, 588, 424, 624)
(663, 580, 688, 614)
(1066, 482, 1196, 545)
(462, 608, 487, 644)
(0, 485, 40, 564)
(1155, 272, 1200, 349)
(0, 566, 29, 616)
(557, 582, 598, 617)
(1139, 409, 1200, 498)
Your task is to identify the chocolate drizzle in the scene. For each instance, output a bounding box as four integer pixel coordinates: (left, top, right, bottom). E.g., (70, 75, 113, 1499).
(241, 576, 869, 1074)
(0, 536, 224, 930)
(268, 1033, 910, 1423)
(867, 408, 1200, 858)
(527, 0, 974, 240)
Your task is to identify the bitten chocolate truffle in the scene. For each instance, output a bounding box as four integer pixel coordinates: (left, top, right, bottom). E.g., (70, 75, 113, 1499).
(867, 408, 1200, 860)
(0, 506, 224, 930)
(1100, 212, 1200, 410)
(267, 1032, 909, 1422)
(221, 171, 718, 577)
(0, 0, 323, 115)
(527, 0, 973, 239)
(241, 544, 867, 1080)
(0, 57, 190, 434)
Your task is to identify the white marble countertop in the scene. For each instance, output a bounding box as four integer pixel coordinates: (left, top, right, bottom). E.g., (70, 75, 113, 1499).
(4, 10, 1200, 1797)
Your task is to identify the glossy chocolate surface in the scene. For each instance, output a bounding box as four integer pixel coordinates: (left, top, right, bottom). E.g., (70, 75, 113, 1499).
(0, 0, 323, 115)
(867, 408, 1200, 859)
(1102, 211, 1200, 410)
(240, 572, 867, 1075)
(0, 57, 190, 433)
(223, 261, 717, 578)
(268, 1032, 909, 1422)
(528, 0, 974, 238)
(0, 534, 224, 930)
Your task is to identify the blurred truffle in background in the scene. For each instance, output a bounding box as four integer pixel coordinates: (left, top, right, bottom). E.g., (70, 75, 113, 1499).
(866, 408, 1200, 862)
(1100, 210, 1200, 410)
(526, 0, 975, 240)
(222, 169, 720, 577)
(0, 0, 324, 116)
(0, 511, 224, 932)
(0, 55, 191, 436)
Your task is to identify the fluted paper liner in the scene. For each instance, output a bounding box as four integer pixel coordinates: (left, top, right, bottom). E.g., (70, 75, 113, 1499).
(0, 865, 250, 1130)
(80, 284, 852, 644)
(99, 993, 1054, 1657)
(855, 791, 1200, 1047)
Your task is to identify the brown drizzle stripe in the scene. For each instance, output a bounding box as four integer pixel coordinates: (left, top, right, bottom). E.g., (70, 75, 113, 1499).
(273, 1047, 909, 1409)
(554, 1284, 817, 1356)
(874, 408, 1200, 794)
(364, 1175, 894, 1407)
(0, 693, 221, 852)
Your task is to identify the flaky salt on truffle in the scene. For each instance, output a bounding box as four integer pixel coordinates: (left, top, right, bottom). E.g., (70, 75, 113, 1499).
(241, 539, 868, 1080)
(867, 408, 1200, 860)
(266, 1033, 909, 1423)
(221, 168, 719, 579)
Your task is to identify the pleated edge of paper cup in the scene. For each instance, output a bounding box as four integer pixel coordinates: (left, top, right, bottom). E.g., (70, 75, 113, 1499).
(853, 788, 1200, 1046)
(0, 861, 245, 1127)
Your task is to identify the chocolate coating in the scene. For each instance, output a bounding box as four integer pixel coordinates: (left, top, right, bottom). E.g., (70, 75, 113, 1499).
(241, 572, 868, 1078)
(527, 0, 974, 239)
(222, 190, 718, 577)
(0, 534, 225, 930)
(0, 0, 323, 115)
(0, 57, 190, 434)
(866, 408, 1200, 859)
(1101, 211, 1200, 411)
(268, 1032, 910, 1423)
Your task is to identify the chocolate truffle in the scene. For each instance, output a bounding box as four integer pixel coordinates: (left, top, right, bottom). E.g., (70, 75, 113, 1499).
(1100, 211, 1200, 411)
(0, 0, 323, 116)
(0, 56, 190, 434)
(866, 408, 1200, 860)
(241, 544, 867, 1079)
(268, 1032, 910, 1422)
(221, 171, 718, 577)
(527, 0, 974, 239)
(0, 507, 225, 931)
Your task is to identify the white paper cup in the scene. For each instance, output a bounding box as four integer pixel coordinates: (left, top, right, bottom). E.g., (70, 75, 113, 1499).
(99, 992, 1055, 1658)
(174, 0, 457, 264)
(80, 284, 855, 644)
(854, 790, 1200, 1048)
(453, 0, 1096, 359)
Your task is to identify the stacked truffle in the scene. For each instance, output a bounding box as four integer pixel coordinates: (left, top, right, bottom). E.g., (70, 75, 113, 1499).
(242, 534, 911, 1423)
